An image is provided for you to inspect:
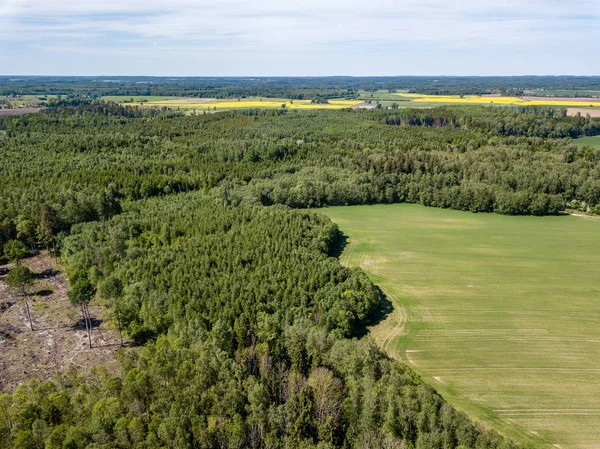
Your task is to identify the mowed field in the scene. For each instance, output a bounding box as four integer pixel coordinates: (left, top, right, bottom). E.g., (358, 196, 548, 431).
(324, 204, 600, 449)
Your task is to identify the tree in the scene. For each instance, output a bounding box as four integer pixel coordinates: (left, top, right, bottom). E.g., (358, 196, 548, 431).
(16, 220, 37, 254)
(307, 367, 344, 443)
(67, 275, 96, 348)
(100, 276, 124, 346)
(97, 190, 121, 221)
(4, 240, 27, 266)
(38, 205, 57, 256)
(6, 266, 34, 330)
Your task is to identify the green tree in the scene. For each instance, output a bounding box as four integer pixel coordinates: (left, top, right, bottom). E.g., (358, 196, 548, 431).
(100, 276, 124, 346)
(4, 240, 27, 265)
(38, 205, 57, 256)
(6, 266, 34, 330)
(16, 220, 37, 254)
(67, 275, 96, 348)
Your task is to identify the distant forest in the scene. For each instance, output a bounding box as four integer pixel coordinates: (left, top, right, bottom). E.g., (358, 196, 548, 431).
(1, 101, 599, 449)
(2, 104, 599, 239)
(3, 76, 600, 99)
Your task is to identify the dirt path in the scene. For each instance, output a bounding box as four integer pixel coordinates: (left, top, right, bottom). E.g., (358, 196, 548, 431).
(336, 232, 409, 360)
(570, 212, 600, 219)
(0, 251, 125, 392)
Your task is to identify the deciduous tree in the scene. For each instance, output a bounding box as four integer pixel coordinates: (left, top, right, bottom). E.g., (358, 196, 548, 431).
(6, 266, 34, 330)
(67, 274, 96, 348)
(4, 240, 27, 266)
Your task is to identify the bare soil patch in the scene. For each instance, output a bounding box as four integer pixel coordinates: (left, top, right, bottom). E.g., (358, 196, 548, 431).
(0, 108, 43, 117)
(567, 108, 600, 118)
(0, 251, 126, 393)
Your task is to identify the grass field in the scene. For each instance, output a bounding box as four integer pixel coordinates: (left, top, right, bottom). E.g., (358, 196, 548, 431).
(572, 136, 600, 148)
(101, 95, 176, 102)
(524, 90, 600, 98)
(324, 204, 600, 449)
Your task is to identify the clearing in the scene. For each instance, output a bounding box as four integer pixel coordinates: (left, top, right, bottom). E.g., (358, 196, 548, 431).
(567, 108, 600, 118)
(0, 108, 42, 117)
(0, 251, 127, 393)
(324, 204, 600, 449)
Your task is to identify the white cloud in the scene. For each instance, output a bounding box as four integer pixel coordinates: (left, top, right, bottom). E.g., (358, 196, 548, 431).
(0, 0, 598, 74)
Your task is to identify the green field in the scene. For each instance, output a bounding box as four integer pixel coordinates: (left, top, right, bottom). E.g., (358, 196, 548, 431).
(324, 204, 600, 449)
(525, 90, 600, 97)
(101, 95, 176, 102)
(573, 136, 600, 148)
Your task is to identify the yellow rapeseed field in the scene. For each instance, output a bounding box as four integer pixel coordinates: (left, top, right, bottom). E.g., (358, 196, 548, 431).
(125, 99, 362, 110)
(397, 93, 600, 107)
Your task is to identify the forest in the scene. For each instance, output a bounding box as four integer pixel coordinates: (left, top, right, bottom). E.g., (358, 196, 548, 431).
(1, 104, 600, 249)
(2, 76, 600, 99)
(1, 102, 600, 448)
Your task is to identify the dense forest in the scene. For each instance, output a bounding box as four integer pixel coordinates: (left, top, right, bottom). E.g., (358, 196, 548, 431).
(1, 104, 599, 251)
(1, 103, 600, 448)
(2, 76, 600, 98)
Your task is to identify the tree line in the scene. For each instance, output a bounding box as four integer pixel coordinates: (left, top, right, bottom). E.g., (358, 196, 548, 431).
(3, 76, 600, 98)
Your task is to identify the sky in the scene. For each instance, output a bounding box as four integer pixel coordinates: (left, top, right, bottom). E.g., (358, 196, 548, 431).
(0, 0, 599, 76)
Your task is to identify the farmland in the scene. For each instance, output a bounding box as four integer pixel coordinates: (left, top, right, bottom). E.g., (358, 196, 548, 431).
(112, 96, 363, 110)
(395, 93, 600, 108)
(325, 204, 600, 449)
(573, 135, 600, 148)
(100, 92, 600, 113)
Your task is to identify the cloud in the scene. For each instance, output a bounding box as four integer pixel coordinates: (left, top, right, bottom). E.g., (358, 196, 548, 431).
(0, 0, 598, 75)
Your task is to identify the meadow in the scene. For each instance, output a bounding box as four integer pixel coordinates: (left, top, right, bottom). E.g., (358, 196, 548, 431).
(524, 90, 600, 98)
(324, 204, 600, 449)
(573, 135, 600, 147)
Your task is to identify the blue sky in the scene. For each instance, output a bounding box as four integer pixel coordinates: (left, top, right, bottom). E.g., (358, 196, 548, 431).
(0, 0, 598, 76)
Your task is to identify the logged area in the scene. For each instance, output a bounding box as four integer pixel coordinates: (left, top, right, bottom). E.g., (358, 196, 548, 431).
(325, 204, 600, 449)
(0, 251, 123, 391)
